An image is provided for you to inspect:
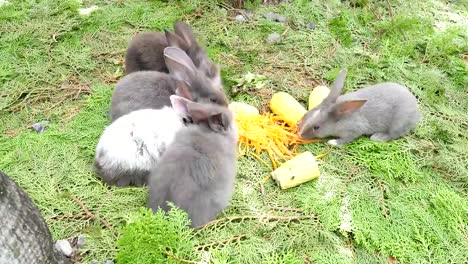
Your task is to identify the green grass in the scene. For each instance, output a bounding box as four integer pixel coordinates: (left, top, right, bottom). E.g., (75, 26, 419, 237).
(1, 0, 467, 263)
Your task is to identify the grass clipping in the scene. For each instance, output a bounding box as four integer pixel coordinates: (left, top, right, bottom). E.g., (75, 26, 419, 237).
(230, 94, 322, 189)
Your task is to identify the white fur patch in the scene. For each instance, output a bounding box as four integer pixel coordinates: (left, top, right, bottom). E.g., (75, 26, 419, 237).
(95, 107, 183, 172)
(327, 139, 340, 146)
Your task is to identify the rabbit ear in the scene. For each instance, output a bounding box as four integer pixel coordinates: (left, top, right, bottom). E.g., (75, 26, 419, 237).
(165, 29, 190, 50)
(174, 21, 196, 46)
(186, 103, 210, 122)
(206, 62, 222, 89)
(170, 95, 192, 116)
(175, 81, 193, 101)
(207, 113, 227, 132)
(187, 103, 228, 132)
(164, 47, 197, 84)
(324, 68, 348, 104)
(332, 100, 366, 118)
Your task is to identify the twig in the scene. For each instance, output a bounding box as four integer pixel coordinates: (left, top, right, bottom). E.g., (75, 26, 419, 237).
(374, 179, 389, 218)
(280, 26, 290, 38)
(69, 195, 119, 237)
(326, 41, 338, 57)
(197, 214, 316, 230)
(196, 233, 247, 251)
(162, 249, 197, 264)
(47, 213, 91, 222)
(259, 182, 265, 195)
(269, 206, 304, 213)
(386, 0, 394, 19)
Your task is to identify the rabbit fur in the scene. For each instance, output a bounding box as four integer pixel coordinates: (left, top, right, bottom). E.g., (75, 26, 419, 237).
(0, 171, 69, 264)
(297, 69, 421, 146)
(110, 47, 228, 122)
(124, 21, 222, 90)
(147, 95, 238, 228)
(95, 107, 186, 187)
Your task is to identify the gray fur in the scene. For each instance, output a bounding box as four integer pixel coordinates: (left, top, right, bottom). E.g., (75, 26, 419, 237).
(298, 69, 421, 146)
(94, 148, 151, 187)
(125, 31, 168, 74)
(124, 21, 222, 89)
(109, 71, 176, 121)
(147, 96, 237, 228)
(0, 171, 69, 264)
(163, 47, 228, 106)
(111, 47, 228, 122)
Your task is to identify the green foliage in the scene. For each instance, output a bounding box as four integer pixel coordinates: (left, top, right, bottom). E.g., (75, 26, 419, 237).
(329, 12, 353, 47)
(262, 251, 303, 264)
(116, 207, 195, 264)
(1, 0, 467, 263)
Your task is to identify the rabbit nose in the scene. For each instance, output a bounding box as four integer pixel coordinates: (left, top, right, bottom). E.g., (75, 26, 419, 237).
(296, 118, 303, 128)
(296, 126, 305, 138)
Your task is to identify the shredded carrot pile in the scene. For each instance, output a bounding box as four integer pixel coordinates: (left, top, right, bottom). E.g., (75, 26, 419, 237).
(234, 111, 319, 170)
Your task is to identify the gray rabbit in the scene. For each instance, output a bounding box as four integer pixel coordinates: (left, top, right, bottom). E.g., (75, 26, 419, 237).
(125, 21, 222, 89)
(147, 95, 238, 228)
(0, 171, 69, 264)
(297, 69, 421, 146)
(110, 47, 228, 122)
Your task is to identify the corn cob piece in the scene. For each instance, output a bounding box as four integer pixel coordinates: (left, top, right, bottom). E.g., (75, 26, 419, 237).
(308, 85, 330, 110)
(271, 151, 320, 189)
(270, 92, 307, 127)
(229, 102, 260, 116)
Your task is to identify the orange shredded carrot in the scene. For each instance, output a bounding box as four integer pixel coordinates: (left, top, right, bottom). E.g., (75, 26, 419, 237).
(260, 174, 272, 184)
(233, 110, 320, 168)
(250, 152, 272, 171)
(267, 150, 277, 169)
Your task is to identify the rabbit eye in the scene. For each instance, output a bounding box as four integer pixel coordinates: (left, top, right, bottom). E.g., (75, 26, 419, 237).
(182, 117, 193, 125)
(210, 98, 217, 103)
(313, 126, 320, 131)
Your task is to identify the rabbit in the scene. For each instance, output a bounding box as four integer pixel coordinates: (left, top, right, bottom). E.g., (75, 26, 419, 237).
(95, 106, 189, 187)
(110, 46, 228, 122)
(297, 68, 421, 147)
(147, 95, 238, 228)
(0, 171, 69, 264)
(124, 21, 222, 90)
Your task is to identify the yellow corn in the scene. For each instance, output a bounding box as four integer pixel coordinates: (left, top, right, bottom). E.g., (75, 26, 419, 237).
(270, 92, 307, 128)
(308, 86, 330, 110)
(229, 102, 260, 116)
(271, 151, 320, 189)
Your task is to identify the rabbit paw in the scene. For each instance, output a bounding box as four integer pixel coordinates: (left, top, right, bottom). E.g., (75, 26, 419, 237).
(327, 139, 344, 147)
(370, 133, 391, 142)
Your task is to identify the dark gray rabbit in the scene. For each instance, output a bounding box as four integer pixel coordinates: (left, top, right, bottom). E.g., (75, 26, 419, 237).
(147, 95, 238, 228)
(0, 171, 69, 264)
(297, 69, 421, 146)
(124, 21, 222, 89)
(110, 47, 228, 122)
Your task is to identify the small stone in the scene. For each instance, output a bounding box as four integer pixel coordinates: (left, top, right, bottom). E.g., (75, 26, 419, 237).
(55, 239, 73, 257)
(105, 260, 114, 264)
(307, 22, 316, 30)
(78, 5, 99, 16)
(90, 260, 99, 264)
(267, 33, 282, 42)
(31, 120, 49, 133)
(76, 234, 86, 249)
(235, 14, 245, 22)
(264, 12, 287, 23)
